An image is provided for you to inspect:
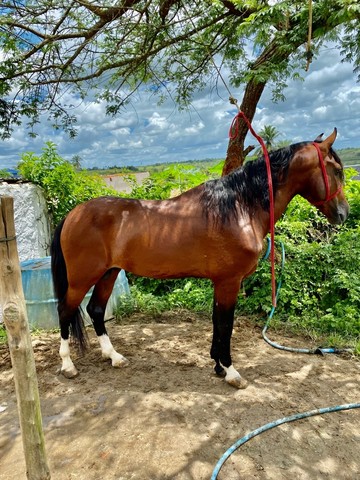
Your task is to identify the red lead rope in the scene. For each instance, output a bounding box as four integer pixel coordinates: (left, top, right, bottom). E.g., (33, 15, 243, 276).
(229, 112, 277, 307)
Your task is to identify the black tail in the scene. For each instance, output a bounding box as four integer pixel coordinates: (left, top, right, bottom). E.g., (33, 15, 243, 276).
(50, 219, 88, 351)
(50, 219, 68, 301)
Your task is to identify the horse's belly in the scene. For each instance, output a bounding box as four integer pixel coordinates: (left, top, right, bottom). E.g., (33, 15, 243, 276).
(119, 249, 209, 279)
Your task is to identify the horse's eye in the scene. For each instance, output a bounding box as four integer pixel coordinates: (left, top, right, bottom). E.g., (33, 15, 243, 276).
(334, 168, 344, 182)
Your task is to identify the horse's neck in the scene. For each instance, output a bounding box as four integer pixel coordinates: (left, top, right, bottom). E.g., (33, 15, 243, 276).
(274, 187, 296, 221)
(255, 184, 296, 237)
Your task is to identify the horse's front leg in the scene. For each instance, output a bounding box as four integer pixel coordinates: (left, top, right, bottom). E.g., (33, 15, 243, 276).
(210, 279, 248, 389)
(88, 303, 128, 367)
(97, 330, 128, 367)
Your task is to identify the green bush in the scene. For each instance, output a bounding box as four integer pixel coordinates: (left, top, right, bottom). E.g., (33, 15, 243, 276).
(0, 169, 11, 178)
(121, 276, 213, 314)
(17, 141, 116, 224)
(0, 325, 7, 344)
(125, 163, 222, 200)
(239, 171, 360, 340)
(342, 168, 360, 228)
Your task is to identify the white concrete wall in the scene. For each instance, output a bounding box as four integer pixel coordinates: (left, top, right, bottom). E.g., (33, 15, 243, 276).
(0, 182, 51, 262)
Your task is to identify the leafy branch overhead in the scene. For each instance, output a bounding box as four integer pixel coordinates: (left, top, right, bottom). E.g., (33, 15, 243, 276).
(0, 0, 359, 146)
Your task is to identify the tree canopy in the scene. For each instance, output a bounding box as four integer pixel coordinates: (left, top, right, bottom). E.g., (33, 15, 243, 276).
(0, 0, 359, 164)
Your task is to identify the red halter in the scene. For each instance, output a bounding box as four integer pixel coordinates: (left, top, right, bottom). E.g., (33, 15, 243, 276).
(311, 142, 342, 206)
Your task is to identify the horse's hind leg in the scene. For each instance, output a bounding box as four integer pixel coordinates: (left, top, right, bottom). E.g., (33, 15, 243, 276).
(58, 293, 88, 378)
(87, 268, 128, 368)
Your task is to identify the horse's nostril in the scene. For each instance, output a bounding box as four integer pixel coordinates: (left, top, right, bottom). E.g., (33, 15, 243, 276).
(338, 204, 350, 224)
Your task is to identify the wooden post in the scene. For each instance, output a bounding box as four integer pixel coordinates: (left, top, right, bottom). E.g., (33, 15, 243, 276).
(0, 196, 50, 480)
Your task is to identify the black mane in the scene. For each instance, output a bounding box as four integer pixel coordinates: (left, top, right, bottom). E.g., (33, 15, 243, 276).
(200, 142, 309, 223)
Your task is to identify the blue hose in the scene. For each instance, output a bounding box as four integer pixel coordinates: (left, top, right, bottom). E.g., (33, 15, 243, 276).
(210, 402, 360, 480)
(262, 241, 353, 355)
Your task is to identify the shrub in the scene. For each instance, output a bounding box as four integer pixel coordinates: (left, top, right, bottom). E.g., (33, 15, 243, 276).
(239, 171, 360, 340)
(123, 276, 213, 314)
(17, 141, 115, 224)
(125, 163, 221, 200)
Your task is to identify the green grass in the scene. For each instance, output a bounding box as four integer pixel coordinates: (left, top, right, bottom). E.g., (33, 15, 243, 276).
(0, 325, 7, 344)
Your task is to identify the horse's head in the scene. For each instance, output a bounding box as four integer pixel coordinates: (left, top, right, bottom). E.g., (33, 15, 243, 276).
(298, 128, 349, 225)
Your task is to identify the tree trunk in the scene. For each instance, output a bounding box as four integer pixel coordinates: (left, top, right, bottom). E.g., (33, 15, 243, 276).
(0, 197, 50, 480)
(222, 78, 266, 176)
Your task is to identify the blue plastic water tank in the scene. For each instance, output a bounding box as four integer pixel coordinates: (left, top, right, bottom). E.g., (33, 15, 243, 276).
(20, 257, 130, 330)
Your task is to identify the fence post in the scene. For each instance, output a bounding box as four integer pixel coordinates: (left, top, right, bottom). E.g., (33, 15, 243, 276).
(0, 196, 50, 480)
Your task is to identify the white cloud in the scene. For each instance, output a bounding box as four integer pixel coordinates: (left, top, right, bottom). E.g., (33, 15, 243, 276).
(184, 121, 205, 134)
(148, 112, 170, 130)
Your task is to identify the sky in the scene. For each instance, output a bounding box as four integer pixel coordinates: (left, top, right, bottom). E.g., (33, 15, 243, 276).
(0, 45, 359, 170)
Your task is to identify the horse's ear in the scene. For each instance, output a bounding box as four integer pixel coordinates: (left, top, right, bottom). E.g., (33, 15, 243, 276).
(319, 128, 337, 153)
(314, 133, 324, 142)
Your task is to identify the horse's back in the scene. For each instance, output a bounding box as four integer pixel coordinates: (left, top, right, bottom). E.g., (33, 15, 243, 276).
(60, 194, 206, 276)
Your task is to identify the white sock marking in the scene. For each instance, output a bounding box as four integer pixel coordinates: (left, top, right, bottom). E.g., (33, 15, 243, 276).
(222, 364, 241, 382)
(60, 338, 76, 373)
(98, 334, 128, 367)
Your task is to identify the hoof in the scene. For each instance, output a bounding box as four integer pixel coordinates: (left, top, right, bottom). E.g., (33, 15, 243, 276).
(226, 376, 248, 389)
(61, 367, 79, 379)
(112, 355, 129, 368)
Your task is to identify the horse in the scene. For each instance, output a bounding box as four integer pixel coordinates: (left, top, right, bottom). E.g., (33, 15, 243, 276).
(50, 128, 349, 388)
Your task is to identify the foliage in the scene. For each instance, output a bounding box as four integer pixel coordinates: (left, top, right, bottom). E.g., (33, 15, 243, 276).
(342, 168, 360, 227)
(17, 142, 116, 225)
(0, 169, 11, 178)
(114, 278, 213, 320)
(0, 325, 6, 344)
(253, 124, 283, 156)
(240, 170, 360, 340)
(0, 1, 359, 137)
(146, 158, 224, 174)
(258, 125, 281, 150)
(124, 162, 222, 199)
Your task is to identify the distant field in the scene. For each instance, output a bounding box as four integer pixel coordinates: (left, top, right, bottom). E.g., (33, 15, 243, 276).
(337, 148, 360, 165)
(91, 148, 360, 177)
(90, 157, 223, 175)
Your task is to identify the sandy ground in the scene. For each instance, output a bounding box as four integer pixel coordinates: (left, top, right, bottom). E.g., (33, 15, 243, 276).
(102, 172, 150, 193)
(0, 312, 359, 480)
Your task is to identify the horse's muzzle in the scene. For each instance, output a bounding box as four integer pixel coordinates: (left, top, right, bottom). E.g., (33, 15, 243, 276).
(329, 201, 350, 225)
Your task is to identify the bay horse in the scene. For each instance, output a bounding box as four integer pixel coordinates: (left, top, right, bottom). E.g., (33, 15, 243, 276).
(51, 129, 349, 388)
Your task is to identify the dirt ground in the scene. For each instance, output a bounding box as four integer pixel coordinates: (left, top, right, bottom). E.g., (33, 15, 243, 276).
(102, 172, 150, 193)
(0, 312, 359, 480)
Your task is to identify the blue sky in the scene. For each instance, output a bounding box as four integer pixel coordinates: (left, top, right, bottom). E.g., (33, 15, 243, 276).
(0, 45, 359, 170)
